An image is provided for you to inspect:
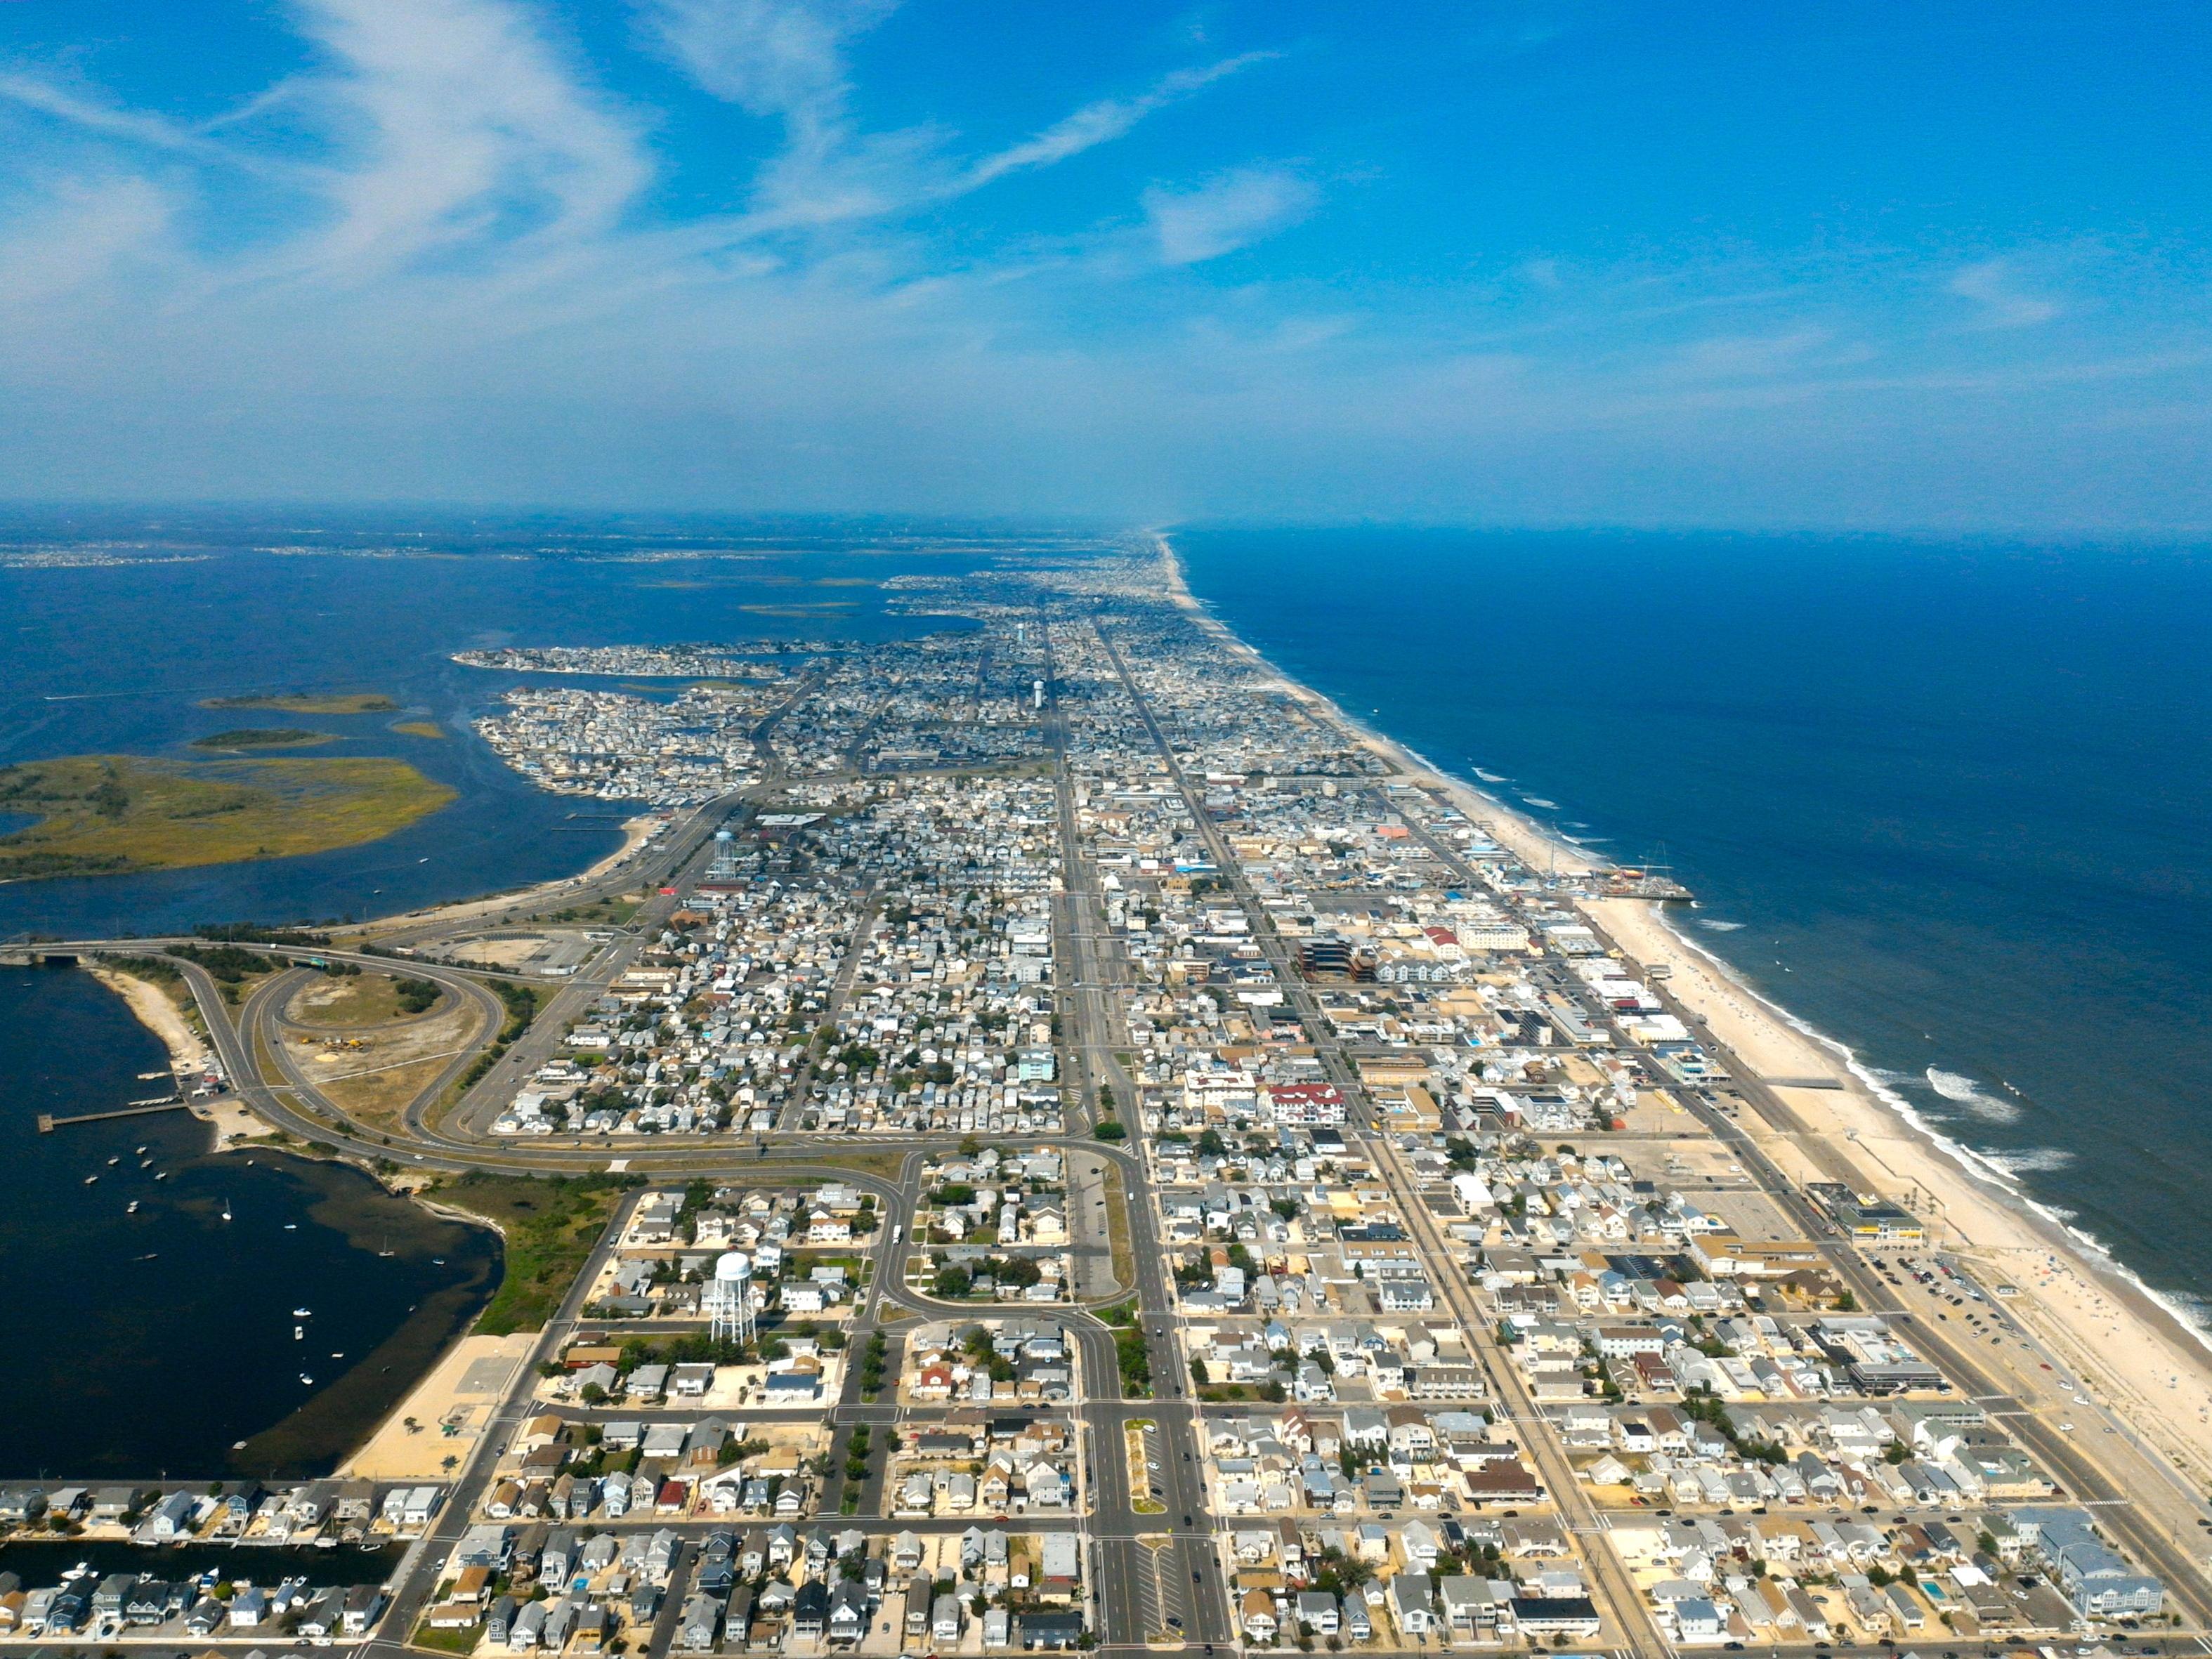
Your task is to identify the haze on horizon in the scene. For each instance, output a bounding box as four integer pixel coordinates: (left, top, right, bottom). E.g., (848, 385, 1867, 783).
(1, 1, 2207, 534)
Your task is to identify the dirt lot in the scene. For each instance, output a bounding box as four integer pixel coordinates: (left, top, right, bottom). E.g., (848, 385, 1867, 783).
(290, 969, 444, 1028)
(284, 979, 486, 1132)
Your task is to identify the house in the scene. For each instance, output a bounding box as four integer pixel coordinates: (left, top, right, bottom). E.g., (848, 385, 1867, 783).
(1389, 1573, 1434, 1636)
(1018, 1611, 1085, 1649)
(933, 1593, 964, 1641)
(1240, 1588, 1278, 1641)
(828, 1582, 869, 1645)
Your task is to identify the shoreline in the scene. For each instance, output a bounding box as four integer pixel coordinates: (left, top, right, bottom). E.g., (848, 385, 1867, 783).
(356, 810, 661, 936)
(87, 963, 277, 1152)
(1153, 530, 2212, 1500)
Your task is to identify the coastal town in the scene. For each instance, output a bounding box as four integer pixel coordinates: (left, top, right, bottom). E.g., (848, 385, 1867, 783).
(10, 537, 2211, 1659)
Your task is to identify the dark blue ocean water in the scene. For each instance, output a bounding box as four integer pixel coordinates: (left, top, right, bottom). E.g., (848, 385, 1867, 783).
(0, 964, 500, 1478)
(1179, 528, 2212, 1315)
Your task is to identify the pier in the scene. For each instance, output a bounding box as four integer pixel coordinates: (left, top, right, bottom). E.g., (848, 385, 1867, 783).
(35, 1098, 190, 1134)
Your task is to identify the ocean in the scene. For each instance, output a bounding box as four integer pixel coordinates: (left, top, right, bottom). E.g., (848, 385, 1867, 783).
(1176, 527, 2212, 1328)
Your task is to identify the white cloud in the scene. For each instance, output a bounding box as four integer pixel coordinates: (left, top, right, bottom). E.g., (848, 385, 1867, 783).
(644, 0, 894, 119)
(1143, 165, 1316, 265)
(960, 53, 1274, 191)
(1948, 257, 2060, 329)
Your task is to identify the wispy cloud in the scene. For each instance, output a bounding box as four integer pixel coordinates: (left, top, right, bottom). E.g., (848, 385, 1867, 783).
(1949, 257, 2061, 329)
(1144, 165, 1317, 265)
(960, 53, 1275, 191)
(0, 1, 2202, 530)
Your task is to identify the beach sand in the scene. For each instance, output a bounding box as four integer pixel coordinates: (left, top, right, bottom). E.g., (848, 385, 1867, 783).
(89, 962, 211, 1076)
(358, 811, 662, 935)
(90, 963, 286, 1150)
(341, 1330, 536, 1481)
(1154, 531, 2212, 1523)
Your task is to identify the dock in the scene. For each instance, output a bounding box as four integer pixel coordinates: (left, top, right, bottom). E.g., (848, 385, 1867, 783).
(35, 1099, 191, 1134)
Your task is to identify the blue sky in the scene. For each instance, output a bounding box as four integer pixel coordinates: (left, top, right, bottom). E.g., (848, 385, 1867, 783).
(1, 0, 2207, 529)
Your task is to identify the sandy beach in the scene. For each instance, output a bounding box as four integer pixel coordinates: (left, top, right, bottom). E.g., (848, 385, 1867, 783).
(88, 962, 211, 1077)
(1153, 531, 2212, 1519)
(90, 962, 285, 1148)
(341, 1330, 536, 1481)
(358, 811, 662, 936)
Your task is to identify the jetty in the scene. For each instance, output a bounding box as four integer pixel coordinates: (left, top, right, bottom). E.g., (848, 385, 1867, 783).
(36, 1097, 189, 1134)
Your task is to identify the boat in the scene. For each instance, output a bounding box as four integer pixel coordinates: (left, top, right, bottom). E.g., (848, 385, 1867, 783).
(126, 1200, 140, 1214)
(330, 1351, 344, 1358)
(83, 1174, 98, 1185)
(221, 1199, 233, 1221)
(294, 1307, 313, 1318)
(155, 1171, 169, 1180)
(136, 1144, 148, 1153)
(284, 1222, 297, 1230)
(107, 1155, 120, 1166)
(299, 1373, 315, 1385)
(294, 1325, 304, 1340)
(137, 1252, 158, 1261)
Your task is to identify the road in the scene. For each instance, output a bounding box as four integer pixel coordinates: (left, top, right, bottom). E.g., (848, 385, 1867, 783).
(1090, 622, 1665, 1656)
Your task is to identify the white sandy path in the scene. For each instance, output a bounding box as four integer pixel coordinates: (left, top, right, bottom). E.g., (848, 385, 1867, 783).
(1155, 530, 2212, 1501)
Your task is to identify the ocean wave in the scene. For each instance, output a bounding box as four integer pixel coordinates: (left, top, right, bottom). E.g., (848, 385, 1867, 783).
(1521, 796, 1559, 808)
(1977, 1146, 2076, 1176)
(1695, 919, 1746, 932)
(1925, 1066, 2021, 1124)
(1472, 769, 1509, 784)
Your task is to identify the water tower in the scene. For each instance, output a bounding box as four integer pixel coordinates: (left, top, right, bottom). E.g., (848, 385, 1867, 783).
(705, 1250, 755, 1344)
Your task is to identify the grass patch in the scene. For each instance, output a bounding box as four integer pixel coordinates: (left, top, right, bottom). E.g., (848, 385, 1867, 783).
(539, 893, 643, 927)
(425, 1171, 639, 1335)
(754, 1149, 908, 1182)
(391, 720, 446, 739)
(290, 969, 436, 1028)
(0, 754, 454, 881)
(1113, 1325, 1153, 1398)
(1099, 1159, 1134, 1292)
(202, 691, 399, 714)
(408, 1622, 482, 1653)
(190, 727, 335, 750)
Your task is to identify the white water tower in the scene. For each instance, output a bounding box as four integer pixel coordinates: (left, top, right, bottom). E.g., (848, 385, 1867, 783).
(706, 1250, 755, 1344)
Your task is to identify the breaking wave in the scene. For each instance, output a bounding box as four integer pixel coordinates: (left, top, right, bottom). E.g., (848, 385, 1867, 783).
(1695, 919, 1746, 932)
(1977, 1146, 2076, 1176)
(1925, 1066, 2021, 1124)
(1521, 795, 1559, 808)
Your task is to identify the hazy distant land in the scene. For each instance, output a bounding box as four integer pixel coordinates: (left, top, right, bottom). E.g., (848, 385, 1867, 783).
(201, 690, 400, 714)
